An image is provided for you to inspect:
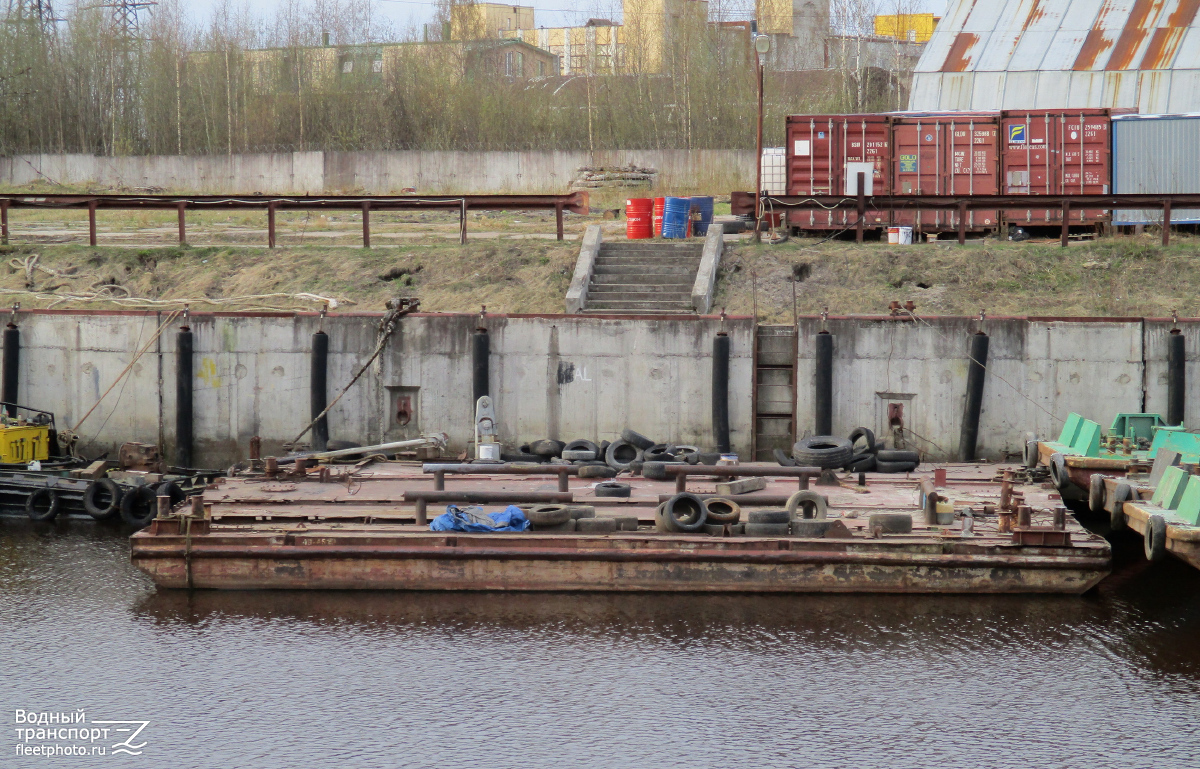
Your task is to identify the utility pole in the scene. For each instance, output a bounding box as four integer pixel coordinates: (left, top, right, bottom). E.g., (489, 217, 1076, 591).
(752, 30, 771, 242)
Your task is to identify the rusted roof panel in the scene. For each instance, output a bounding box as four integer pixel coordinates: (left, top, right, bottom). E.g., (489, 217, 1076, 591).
(911, 0, 1200, 111)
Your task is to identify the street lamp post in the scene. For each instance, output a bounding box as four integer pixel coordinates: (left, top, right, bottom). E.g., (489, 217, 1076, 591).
(753, 34, 771, 243)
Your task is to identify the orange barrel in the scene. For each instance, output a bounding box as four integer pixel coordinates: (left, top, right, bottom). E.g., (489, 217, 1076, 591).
(652, 197, 666, 236)
(625, 198, 654, 239)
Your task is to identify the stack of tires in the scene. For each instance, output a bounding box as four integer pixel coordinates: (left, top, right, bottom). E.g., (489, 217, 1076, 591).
(655, 494, 744, 535)
(654, 490, 837, 538)
(505, 429, 722, 479)
(522, 503, 637, 533)
(775, 427, 920, 474)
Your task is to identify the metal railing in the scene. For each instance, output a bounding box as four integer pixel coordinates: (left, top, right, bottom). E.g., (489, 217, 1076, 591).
(0, 192, 590, 247)
(731, 186, 1200, 246)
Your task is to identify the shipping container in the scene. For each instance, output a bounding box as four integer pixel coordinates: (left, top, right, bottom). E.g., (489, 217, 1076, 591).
(785, 114, 892, 230)
(1112, 114, 1200, 226)
(1001, 109, 1116, 227)
(891, 113, 1000, 232)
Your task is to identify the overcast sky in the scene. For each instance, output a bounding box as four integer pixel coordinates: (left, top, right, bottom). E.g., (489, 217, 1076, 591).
(180, 0, 951, 37)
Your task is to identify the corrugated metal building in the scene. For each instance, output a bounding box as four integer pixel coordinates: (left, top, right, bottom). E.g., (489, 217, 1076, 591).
(909, 0, 1200, 112)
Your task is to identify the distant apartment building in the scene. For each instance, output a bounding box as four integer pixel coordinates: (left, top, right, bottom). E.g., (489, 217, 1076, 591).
(445, 1, 928, 77)
(240, 37, 558, 95)
(873, 13, 939, 44)
(450, 3, 535, 40)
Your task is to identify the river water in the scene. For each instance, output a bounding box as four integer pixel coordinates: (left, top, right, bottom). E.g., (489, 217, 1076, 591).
(2, 520, 1198, 769)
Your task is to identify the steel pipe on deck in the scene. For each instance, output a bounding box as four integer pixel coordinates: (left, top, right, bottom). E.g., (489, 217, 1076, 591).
(403, 490, 573, 526)
(663, 464, 821, 493)
(422, 463, 580, 493)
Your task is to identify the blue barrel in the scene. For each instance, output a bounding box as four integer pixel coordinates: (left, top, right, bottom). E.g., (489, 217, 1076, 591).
(661, 197, 690, 238)
(689, 196, 714, 235)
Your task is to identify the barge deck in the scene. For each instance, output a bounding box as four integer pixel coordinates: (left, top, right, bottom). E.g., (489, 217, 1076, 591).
(131, 462, 1110, 594)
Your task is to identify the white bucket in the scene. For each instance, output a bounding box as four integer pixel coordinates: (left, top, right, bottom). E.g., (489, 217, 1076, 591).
(887, 227, 900, 244)
(897, 226, 913, 245)
(476, 442, 500, 461)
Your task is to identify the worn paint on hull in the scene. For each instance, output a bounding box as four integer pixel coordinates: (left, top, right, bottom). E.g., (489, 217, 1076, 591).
(131, 528, 1110, 594)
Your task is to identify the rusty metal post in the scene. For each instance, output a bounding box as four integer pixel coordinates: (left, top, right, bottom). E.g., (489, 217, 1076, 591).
(191, 495, 204, 516)
(434, 471, 445, 490)
(555, 202, 564, 241)
(675, 474, 687, 493)
(415, 498, 428, 526)
(177, 202, 186, 245)
(1053, 506, 1067, 530)
(460, 199, 468, 245)
(920, 477, 939, 525)
(249, 436, 261, 460)
(1163, 199, 1172, 246)
(156, 494, 171, 519)
(88, 199, 97, 246)
(362, 201, 371, 248)
(267, 202, 277, 248)
(1017, 505, 1032, 528)
(855, 172, 865, 244)
(557, 470, 569, 492)
(265, 456, 279, 477)
(1060, 201, 1070, 248)
(1, 199, 8, 245)
(957, 201, 967, 245)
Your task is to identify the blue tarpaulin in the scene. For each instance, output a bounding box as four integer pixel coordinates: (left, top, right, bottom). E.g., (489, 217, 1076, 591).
(429, 504, 531, 533)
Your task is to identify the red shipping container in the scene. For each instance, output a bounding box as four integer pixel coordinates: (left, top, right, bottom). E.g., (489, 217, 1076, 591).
(892, 113, 1000, 232)
(1001, 109, 1115, 227)
(785, 114, 892, 230)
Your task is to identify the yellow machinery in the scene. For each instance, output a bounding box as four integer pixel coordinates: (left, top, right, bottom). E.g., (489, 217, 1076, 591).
(0, 404, 54, 463)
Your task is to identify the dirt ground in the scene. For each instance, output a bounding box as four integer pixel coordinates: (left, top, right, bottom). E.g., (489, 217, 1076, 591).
(1, 194, 1197, 316)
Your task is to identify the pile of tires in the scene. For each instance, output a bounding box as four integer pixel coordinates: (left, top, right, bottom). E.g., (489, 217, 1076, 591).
(778, 426, 919, 473)
(507, 428, 722, 478)
(522, 503, 637, 533)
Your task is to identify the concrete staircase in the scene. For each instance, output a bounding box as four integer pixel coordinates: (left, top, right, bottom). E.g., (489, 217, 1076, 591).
(565, 225, 724, 315)
(584, 241, 703, 313)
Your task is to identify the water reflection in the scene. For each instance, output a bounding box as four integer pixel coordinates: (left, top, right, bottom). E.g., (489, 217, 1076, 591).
(2, 521, 1198, 769)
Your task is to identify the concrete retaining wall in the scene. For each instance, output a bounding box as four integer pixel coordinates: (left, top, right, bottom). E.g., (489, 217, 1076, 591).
(5, 311, 1195, 467)
(793, 317, 1152, 460)
(0, 149, 755, 195)
(10, 311, 754, 467)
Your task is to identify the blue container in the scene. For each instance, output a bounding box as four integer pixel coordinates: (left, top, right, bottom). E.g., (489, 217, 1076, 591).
(689, 196, 714, 235)
(661, 196, 690, 238)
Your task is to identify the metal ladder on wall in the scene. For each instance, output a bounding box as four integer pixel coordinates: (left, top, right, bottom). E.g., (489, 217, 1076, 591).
(752, 325, 798, 462)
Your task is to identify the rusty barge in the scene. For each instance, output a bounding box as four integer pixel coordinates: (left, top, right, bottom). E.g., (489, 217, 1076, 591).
(130, 461, 1110, 594)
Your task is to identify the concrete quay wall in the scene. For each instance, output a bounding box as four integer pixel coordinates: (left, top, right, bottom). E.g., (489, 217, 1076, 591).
(4, 311, 1190, 466)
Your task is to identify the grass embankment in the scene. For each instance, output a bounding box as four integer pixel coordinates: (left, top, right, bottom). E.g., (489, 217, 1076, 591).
(0, 242, 578, 313)
(0, 233, 1196, 316)
(715, 235, 1200, 323)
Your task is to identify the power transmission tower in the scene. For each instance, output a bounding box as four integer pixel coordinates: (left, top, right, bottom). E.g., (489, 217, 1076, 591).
(107, 0, 155, 40)
(5, 0, 58, 38)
